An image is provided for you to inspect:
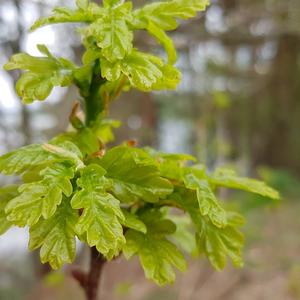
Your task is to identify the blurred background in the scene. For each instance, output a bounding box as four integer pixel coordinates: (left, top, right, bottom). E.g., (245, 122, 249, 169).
(0, 0, 300, 299)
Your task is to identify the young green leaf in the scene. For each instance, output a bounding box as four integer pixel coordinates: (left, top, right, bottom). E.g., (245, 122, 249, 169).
(29, 199, 78, 269)
(4, 46, 75, 103)
(93, 118, 121, 144)
(51, 128, 99, 157)
(146, 22, 177, 64)
(119, 51, 164, 91)
(42, 140, 84, 169)
(0, 144, 55, 175)
(151, 64, 182, 90)
(171, 189, 245, 270)
(0, 140, 80, 176)
(98, 146, 173, 203)
(103, 0, 124, 8)
(84, 3, 133, 62)
(145, 147, 196, 180)
(209, 168, 280, 200)
(132, 0, 210, 31)
(123, 210, 187, 285)
(196, 212, 245, 270)
(0, 185, 18, 234)
(183, 170, 227, 228)
(6, 163, 74, 226)
(121, 209, 147, 234)
(76, 0, 89, 10)
(168, 215, 197, 255)
(30, 4, 104, 31)
(71, 164, 125, 259)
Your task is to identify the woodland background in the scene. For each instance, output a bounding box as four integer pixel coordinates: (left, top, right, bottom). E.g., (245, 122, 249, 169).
(0, 0, 300, 299)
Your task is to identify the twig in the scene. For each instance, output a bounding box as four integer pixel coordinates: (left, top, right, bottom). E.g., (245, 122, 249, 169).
(72, 247, 106, 300)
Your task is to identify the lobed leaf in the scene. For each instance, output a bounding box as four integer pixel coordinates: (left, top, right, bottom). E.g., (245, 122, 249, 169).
(84, 2, 133, 62)
(71, 164, 125, 259)
(29, 199, 78, 269)
(145, 22, 177, 64)
(30, 3, 105, 31)
(121, 209, 147, 233)
(0, 140, 82, 176)
(210, 168, 280, 200)
(4, 46, 75, 103)
(132, 0, 210, 31)
(183, 169, 227, 228)
(123, 210, 186, 285)
(171, 189, 245, 270)
(0, 144, 55, 175)
(98, 146, 173, 203)
(5, 163, 75, 227)
(196, 212, 245, 270)
(0, 185, 18, 234)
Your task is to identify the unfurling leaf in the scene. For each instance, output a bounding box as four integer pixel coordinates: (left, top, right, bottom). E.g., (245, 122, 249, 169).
(84, 2, 133, 61)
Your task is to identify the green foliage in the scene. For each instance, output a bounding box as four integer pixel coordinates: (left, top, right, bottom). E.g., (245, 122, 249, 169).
(1, 0, 280, 288)
(71, 164, 125, 259)
(98, 146, 173, 203)
(4, 45, 75, 103)
(6, 163, 74, 227)
(124, 209, 187, 285)
(29, 199, 78, 269)
(0, 186, 18, 234)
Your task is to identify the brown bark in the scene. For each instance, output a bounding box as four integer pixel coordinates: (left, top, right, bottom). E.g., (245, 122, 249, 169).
(72, 247, 106, 300)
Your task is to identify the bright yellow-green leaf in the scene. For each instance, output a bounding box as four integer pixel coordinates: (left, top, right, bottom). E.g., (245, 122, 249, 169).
(98, 146, 173, 203)
(76, 0, 88, 10)
(183, 170, 227, 228)
(0, 185, 18, 234)
(0, 144, 54, 175)
(146, 22, 177, 64)
(84, 3, 133, 62)
(133, 0, 210, 31)
(210, 168, 280, 200)
(30, 4, 104, 31)
(120, 51, 163, 91)
(4, 46, 75, 103)
(172, 189, 245, 270)
(196, 212, 245, 270)
(123, 210, 186, 285)
(71, 164, 125, 259)
(121, 209, 147, 234)
(29, 199, 78, 269)
(6, 163, 74, 227)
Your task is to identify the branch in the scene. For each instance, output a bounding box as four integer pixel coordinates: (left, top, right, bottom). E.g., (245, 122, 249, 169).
(72, 247, 106, 300)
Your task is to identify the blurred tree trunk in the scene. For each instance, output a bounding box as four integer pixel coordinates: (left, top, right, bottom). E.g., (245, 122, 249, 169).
(252, 34, 300, 174)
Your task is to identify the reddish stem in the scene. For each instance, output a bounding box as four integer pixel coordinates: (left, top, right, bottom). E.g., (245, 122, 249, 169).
(73, 247, 106, 300)
(86, 247, 106, 300)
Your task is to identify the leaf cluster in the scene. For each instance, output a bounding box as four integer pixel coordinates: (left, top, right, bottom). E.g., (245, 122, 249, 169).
(0, 128, 279, 284)
(1, 0, 280, 287)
